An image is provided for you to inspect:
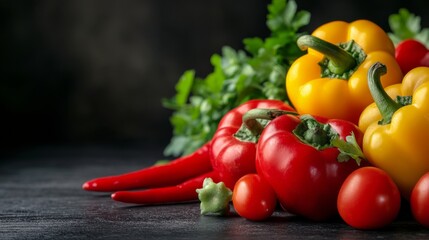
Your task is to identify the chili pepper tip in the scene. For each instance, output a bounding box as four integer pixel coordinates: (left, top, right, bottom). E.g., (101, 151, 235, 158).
(82, 181, 94, 190)
(110, 192, 117, 199)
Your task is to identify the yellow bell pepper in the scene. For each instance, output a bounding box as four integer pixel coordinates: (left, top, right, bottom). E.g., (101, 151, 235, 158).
(286, 20, 403, 124)
(359, 63, 429, 199)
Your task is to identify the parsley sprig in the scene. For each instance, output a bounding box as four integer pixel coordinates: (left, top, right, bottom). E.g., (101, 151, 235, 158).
(162, 0, 310, 157)
(388, 8, 429, 47)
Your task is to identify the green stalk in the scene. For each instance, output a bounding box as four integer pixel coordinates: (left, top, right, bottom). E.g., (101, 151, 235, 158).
(242, 109, 298, 137)
(294, 115, 365, 165)
(293, 115, 338, 150)
(297, 35, 357, 76)
(367, 62, 402, 125)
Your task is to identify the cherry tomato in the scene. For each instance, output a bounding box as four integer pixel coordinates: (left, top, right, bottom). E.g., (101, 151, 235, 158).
(337, 167, 401, 230)
(232, 174, 277, 221)
(411, 172, 429, 228)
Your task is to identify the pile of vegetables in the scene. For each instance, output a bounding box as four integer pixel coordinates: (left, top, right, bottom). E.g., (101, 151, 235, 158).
(82, 0, 429, 230)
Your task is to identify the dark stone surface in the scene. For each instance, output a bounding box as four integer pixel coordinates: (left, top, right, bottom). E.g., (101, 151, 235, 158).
(1, 145, 429, 240)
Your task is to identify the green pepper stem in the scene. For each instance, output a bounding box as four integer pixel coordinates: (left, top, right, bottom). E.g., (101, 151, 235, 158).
(367, 62, 402, 125)
(297, 35, 356, 75)
(196, 178, 232, 216)
(293, 115, 338, 150)
(242, 108, 297, 137)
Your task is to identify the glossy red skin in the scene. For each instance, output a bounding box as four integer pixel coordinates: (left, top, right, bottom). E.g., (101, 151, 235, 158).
(411, 172, 429, 228)
(83, 142, 212, 192)
(256, 114, 366, 221)
(337, 167, 401, 230)
(395, 39, 429, 74)
(232, 174, 277, 221)
(210, 99, 295, 189)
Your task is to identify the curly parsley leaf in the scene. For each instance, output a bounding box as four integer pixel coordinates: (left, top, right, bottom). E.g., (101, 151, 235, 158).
(388, 8, 429, 47)
(162, 0, 310, 157)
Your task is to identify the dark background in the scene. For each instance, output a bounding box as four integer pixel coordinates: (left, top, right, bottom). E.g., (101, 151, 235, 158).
(2, 0, 428, 156)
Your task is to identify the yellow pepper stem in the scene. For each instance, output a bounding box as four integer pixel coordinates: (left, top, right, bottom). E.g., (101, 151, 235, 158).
(297, 35, 359, 77)
(367, 62, 402, 125)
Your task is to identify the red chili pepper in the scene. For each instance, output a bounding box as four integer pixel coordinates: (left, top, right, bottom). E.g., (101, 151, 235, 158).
(395, 39, 429, 75)
(255, 111, 367, 221)
(111, 171, 218, 204)
(210, 99, 295, 189)
(82, 142, 212, 192)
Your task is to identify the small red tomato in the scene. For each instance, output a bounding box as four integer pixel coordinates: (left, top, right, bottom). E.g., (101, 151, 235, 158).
(337, 167, 401, 230)
(232, 174, 277, 221)
(411, 172, 429, 228)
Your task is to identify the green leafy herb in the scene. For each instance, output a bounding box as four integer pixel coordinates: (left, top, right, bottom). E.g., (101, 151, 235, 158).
(388, 8, 429, 47)
(162, 0, 310, 157)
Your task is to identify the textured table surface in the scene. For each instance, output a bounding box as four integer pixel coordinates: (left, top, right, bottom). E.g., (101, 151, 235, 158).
(1, 144, 428, 240)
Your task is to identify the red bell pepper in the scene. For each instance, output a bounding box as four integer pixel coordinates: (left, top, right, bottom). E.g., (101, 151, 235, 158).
(395, 39, 429, 75)
(210, 99, 295, 189)
(255, 111, 366, 221)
